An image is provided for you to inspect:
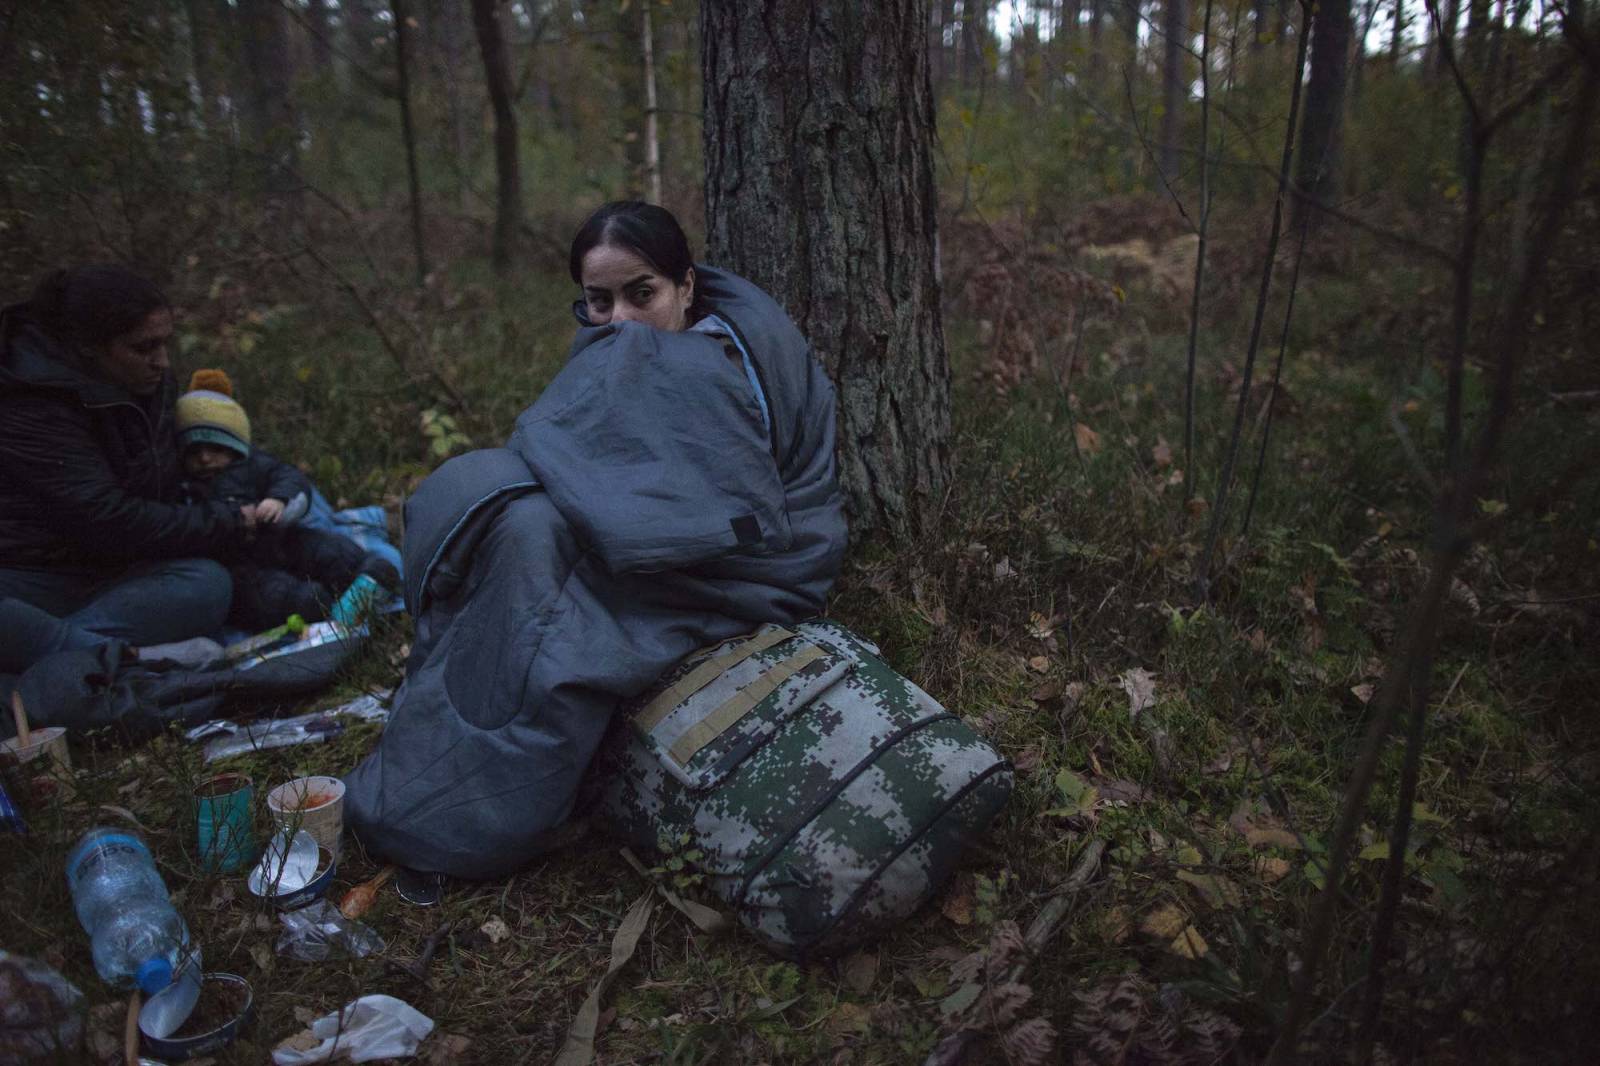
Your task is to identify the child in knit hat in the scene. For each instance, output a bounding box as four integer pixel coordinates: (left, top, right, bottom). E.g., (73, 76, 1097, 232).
(176, 369, 397, 631)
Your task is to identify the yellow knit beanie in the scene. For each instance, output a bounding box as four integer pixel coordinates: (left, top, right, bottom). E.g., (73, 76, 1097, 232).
(176, 369, 251, 457)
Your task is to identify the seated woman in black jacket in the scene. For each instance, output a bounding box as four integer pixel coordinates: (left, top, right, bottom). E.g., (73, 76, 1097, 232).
(0, 265, 251, 671)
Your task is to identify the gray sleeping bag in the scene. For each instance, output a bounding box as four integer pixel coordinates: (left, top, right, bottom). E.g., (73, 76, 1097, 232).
(342, 267, 847, 878)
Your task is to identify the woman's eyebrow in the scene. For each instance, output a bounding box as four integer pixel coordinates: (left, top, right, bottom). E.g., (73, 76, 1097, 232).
(586, 273, 654, 293)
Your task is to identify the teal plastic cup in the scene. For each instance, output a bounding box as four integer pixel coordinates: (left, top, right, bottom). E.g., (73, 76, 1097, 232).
(194, 773, 256, 873)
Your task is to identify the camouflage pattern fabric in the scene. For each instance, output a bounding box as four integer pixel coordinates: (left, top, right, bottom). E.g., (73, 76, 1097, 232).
(594, 620, 1013, 957)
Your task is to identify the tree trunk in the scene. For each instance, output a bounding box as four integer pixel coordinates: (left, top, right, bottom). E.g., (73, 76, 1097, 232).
(304, 0, 334, 73)
(1090, 0, 1106, 78)
(1251, 0, 1269, 50)
(1159, 0, 1189, 179)
(184, 0, 225, 132)
(392, 0, 428, 285)
(614, 0, 647, 196)
(470, 0, 523, 273)
(963, 0, 989, 87)
(702, 0, 951, 538)
(642, 0, 662, 203)
(237, 0, 299, 168)
(1292, 0, 1351, 231)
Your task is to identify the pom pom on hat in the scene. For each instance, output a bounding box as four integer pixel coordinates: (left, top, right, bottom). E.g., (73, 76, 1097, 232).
(188, 368, 235, 396)
(177, 368, 250, 457)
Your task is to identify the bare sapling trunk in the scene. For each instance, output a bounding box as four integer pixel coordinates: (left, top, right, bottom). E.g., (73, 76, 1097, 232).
(469, 0, 524, 272)
(392, 0, 429, 286)
(1160, 0, 1190, 178)
(1265, 25, 1598, 1061)
(1193, 0, 1312, 598)
(643, 0, 662, 204)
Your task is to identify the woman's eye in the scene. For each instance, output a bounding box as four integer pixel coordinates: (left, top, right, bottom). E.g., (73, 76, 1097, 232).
(630, 288, 653, 304)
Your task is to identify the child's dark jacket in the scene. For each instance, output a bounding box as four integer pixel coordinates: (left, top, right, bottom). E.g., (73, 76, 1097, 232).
(190, 447, 310, 511)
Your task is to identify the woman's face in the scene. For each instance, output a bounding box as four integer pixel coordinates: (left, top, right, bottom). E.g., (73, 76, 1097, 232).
(580, 244, 694, 332)
(97, 308, 173, 396)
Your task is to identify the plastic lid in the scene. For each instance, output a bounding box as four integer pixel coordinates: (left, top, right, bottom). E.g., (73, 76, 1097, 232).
(136, 958, 174, 995)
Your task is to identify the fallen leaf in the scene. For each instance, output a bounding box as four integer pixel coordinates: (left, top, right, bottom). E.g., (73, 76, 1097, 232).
(1074, 422, 1103, 454)
(1248, 628, 1268, 652)
(1245, 828, 1302, 850)
(1359, 841, 1391, 861)
(1351, 683, 1376, 705)
(249, 941, 273, 973)
(842, 951, 878, 995)
(1011, 746, 1043, 774)
(1027, 655, 1050, 672)
(1176, 870, 1243, 909)
(276, 1029, 321, 1054)
(1045, 768, 1098, 818)
(1029, 680, 1062, 703)
(993, 557, 1018, 580)
(1255, 856, 1292, 883)
(1026, 611, 1055, 640)
(940, 981, 981, 1017)
(1152, 437, 1173, 468)
(292, 1006, 317, 1025)
(423, 1032, 474, 1064)
(479, 916, 511, 944)
(1094, 778, 1147, 804)
(1202, 751, 1233, 775)
(827, 1001, 872, 1035)
(1100, 905, 1132, 943)
(1139, 903, 1188, 940)
(1119, 668, 1157, 718)
(941, 875, 975, 926)
(1169, 925, 1209, 959)
(1185, 497, 1209, 516)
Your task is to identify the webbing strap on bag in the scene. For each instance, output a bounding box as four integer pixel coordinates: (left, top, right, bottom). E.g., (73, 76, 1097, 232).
(634, 626, 795, 732)
(667, 644, 826, 766)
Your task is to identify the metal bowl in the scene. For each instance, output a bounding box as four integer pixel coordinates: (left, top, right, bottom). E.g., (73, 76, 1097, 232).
(138, 972, 253, 1061)
(248, 829, 337, 909)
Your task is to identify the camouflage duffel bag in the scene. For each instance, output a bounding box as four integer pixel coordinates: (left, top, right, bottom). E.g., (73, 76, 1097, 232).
(592, 619, 1013, 957)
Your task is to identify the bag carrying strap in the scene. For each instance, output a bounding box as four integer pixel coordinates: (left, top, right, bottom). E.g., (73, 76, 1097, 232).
(666, 643, 826, 766)
(633, 626, 795, 732)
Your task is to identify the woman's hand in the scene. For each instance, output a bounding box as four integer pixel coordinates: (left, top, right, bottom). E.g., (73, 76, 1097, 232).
(254, 498, 287, 524)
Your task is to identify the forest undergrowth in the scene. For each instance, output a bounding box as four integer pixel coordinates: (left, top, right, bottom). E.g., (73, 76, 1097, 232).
(4, 195, 1598, 1065)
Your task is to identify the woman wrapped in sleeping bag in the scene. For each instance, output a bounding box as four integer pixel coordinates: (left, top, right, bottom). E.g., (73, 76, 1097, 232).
(343, 202, 848, 878)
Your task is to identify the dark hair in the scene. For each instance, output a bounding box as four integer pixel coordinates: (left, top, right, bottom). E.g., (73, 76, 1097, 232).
(26, 264, 169, 352)
(569, 201, 696, 288)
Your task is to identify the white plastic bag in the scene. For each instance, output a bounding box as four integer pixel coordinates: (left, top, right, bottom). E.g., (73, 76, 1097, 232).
(271, 995, 433, 1064)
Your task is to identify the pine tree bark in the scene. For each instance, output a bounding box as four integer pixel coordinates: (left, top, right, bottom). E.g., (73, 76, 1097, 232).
(470, 0, 523, 272)
(1292, 0, 1351, 231)
(702, 0, 951, 538)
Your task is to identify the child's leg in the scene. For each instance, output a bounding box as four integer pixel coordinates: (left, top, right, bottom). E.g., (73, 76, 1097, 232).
(277, 527, 395, 590)
(228, 564, 336, 631)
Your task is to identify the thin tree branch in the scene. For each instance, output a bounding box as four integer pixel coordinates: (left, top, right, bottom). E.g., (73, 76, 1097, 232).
(1194, 0, 1313, 599)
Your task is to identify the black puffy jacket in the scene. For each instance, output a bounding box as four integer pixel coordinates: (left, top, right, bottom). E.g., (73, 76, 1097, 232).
(0, 306, 243, 572)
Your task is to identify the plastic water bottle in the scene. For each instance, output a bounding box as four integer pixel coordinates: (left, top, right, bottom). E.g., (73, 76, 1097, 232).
(64, 828, 190, 994)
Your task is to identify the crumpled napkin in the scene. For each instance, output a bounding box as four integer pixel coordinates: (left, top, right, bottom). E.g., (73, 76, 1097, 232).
(271, 995, 434, 1064)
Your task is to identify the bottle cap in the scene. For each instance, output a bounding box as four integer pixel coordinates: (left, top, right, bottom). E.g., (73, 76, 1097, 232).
(137, 957, 174, 995)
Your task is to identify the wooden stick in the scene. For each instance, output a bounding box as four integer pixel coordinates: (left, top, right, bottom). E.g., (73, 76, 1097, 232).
(123, 989, 141, 1065)
(10, 691, 30, 749)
